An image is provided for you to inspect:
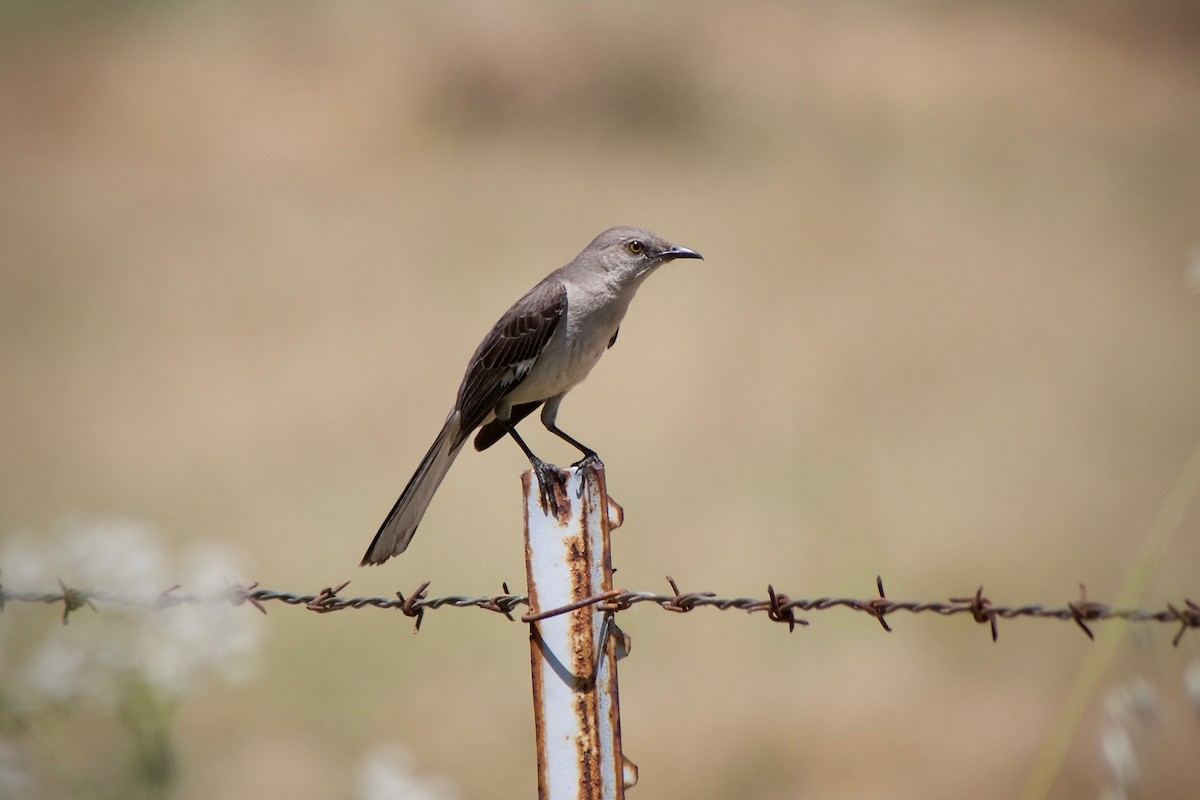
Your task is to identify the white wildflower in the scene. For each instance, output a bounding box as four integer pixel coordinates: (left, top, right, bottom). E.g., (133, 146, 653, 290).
(3, 517, 168, 589)
(1100, 725, 1139, 794)
(1186, 660, 1200, 717)
(0, 518, 262, 710)
(133, 542, 260, 695)
(1102, 676, 1160, 744)
(356, 744, 460, 800)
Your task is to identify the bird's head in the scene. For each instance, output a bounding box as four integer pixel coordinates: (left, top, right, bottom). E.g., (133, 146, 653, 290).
(581, 226, 703, 284)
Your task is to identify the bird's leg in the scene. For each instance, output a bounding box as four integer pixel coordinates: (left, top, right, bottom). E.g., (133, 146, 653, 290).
(544, 423, 603, 469)
(539, 399, 603, 470)
(504, 424, 567, 516)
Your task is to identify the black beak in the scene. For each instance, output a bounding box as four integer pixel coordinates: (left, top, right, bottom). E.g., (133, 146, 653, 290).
(658, 244, 703, 263)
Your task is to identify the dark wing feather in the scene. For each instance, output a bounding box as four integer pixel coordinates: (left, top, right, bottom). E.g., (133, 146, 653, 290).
(473, 400, 542, 451)
(451, 278, 566, 448)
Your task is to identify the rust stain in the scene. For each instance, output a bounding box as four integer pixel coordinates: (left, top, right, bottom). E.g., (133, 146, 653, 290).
(529, 625, 549, 799)
(522, 471, 533, 530)
(605, 615, 626, 799)
(621, 756, 639, 790)
(552, 475, 572, 523)
(525, 463, 627, 800)
(606, 497, 624, 531)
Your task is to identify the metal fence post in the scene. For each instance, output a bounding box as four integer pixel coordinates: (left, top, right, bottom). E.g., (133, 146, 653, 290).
(524, 464, 637, 800)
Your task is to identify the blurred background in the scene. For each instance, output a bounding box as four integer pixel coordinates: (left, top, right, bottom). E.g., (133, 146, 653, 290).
(2, 1, 1199, 798)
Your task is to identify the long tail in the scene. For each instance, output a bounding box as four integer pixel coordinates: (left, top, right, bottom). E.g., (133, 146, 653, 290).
(361, 412, 465, 565)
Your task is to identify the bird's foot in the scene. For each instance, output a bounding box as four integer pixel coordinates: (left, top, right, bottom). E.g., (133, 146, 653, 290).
(531, 459, 569, 517)
(571, 451, 604, 470)
(570, 453, 604, 500)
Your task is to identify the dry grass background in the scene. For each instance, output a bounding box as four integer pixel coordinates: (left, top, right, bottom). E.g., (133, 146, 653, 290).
(2, 2, 1199, 798)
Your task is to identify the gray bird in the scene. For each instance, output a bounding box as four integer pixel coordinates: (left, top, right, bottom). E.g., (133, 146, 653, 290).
(361, 226, 702, 565)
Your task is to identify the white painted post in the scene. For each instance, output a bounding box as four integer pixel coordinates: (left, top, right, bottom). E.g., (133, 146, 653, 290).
(524, 464, 636, 800)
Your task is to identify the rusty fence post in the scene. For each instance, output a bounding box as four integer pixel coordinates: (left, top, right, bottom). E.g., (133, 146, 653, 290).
(524, 464, 637, 800)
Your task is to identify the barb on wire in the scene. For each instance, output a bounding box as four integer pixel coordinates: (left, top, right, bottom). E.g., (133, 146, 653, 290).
(1168, 600, 1200, 647)
(397, 580, 431, 631)
(864, 576, 893, 632)
(57, 578, 97, 625)
(949, 585, 999, 642)
(229, 581, 267, 614)
(765, 584, 808, 631)
(1068, 583, 1107, 641)
(660, 575, 716, 613)
(0, 576, 1196, 645)
(306, 581, 350, 614)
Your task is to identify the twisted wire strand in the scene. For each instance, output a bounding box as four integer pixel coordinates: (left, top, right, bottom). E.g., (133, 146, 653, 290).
(2, 576, 1196, 643)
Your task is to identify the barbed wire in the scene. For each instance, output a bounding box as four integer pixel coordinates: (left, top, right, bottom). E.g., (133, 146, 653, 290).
(2, 574, 1197, 645)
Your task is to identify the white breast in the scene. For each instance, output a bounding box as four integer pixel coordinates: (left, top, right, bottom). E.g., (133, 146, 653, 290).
(504, 279, 637, 404)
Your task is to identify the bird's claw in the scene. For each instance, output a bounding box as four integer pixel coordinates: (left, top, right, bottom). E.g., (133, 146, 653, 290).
(570, 453, 604, 500)
(571, 452, 604, 471)
(532, 460, 568, 517)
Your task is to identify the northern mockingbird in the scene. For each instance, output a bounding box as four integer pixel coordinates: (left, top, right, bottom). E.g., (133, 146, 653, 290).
(361, 226, 702, 566)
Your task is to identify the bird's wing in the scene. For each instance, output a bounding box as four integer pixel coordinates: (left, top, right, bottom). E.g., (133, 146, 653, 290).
(473, 400, 543, 451)
(451, 278, 567, 447)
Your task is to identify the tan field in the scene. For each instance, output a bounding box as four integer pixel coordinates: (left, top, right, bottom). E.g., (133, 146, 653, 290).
(2, 3, 1199, 798)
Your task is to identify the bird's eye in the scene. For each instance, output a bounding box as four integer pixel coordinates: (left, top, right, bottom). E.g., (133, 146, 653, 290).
(626, 240, 645, 255)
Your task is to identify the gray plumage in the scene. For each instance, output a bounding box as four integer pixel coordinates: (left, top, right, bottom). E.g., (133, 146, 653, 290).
(361, 226, 702, 565)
